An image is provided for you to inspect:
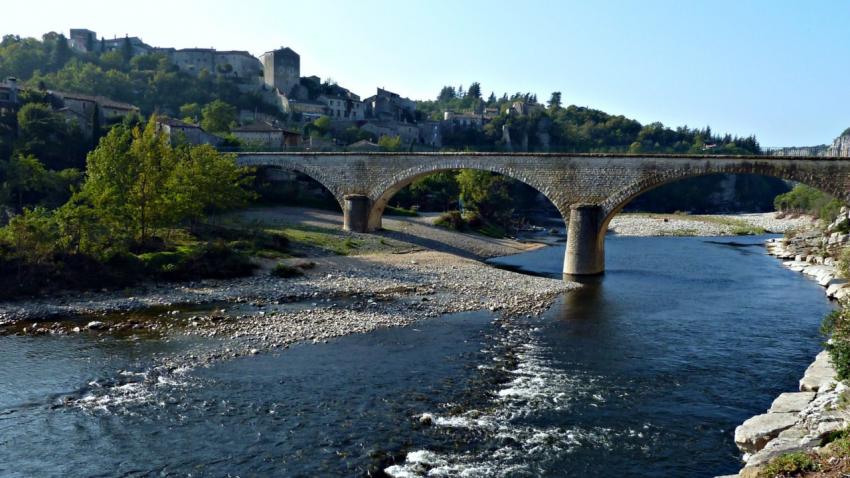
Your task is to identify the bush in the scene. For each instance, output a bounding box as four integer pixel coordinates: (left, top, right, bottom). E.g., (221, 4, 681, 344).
(774, 184, 841, 221)
(138, 241, 256, 280)
(757, 452, 817, 477)
(435, 210, 465, 230)
(271, 263, 303, 278)
(821, 307, 850, 381)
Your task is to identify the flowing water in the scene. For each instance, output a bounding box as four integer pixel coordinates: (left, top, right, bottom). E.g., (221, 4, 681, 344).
(0, 236, 835, 477)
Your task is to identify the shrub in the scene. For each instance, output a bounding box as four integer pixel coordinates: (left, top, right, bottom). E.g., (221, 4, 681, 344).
(821, 307, 850, 381)
(435, 210, 465, 230)
(271, 263, 303, 278)
(757, 452, 817, 477)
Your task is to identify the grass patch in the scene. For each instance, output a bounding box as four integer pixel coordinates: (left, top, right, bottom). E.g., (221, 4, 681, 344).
(757, 452, 818, 477)
(274, 225, 360, 256)
(385, 205, 420, 217)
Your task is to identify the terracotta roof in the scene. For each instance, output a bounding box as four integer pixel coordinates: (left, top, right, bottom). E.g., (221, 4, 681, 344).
(53, 91, 139, 111)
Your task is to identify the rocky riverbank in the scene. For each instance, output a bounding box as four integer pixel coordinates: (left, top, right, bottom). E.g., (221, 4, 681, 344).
(609, 212, 814, 237)
(722, 212, 850, 478)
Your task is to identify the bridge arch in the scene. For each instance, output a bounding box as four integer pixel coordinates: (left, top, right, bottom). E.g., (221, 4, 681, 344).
(560, 167, 849, 277)
(237, 156, 348, 210)
(365, 160, 569, 231)
(599, 162, 850, 232)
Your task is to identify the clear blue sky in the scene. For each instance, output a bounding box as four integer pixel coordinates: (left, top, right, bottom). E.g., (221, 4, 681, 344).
(3, 0, 849, 146)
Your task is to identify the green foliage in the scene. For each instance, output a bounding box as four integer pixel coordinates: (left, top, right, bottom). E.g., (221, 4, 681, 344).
(15, 101, 88, 169)
(137, 241, 256, 280)
(0, 154, 80, 211)
(378, 135, 403, 152)
(434, 210, 465, 230)
(774, 184, 841, 220)
(839, 248, 850, 280)
(79, 117, 254, 246)
(271, 263, 303, 278)
(0, 35, 282, 120)
(179, 103, 202, 122)
(821, 306, 850, 381)
(457, 170, 513, 227)
(200, 100, 237, 133)
(757, 452, 817, 477)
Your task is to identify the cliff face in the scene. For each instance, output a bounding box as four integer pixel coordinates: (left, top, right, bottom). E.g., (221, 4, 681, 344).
(826, 130, 850, 157)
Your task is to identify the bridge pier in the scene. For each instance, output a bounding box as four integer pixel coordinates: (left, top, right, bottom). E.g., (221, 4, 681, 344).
(343, 194, 371, 232)
(563, 204, 605, 276)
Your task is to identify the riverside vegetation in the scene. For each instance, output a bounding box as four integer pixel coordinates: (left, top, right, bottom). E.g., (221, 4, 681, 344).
(729, 208, 850, 478)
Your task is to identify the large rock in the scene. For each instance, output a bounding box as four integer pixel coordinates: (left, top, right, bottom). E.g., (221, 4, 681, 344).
(734, 412, 799, 453)
(768, 392, 815, 413)
(799, 351, 836, 392)
(743, 424, 820, 467)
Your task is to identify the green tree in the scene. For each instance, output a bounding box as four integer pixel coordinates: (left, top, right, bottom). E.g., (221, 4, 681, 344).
(167, 145, 254, 225)
(200, 100, 237, 133)
(121, 36, 133, 65)
(437, 86, 456, 102)
(80, 119, 173, 244)
(548, 91, 562, 110)
(456, 170, 512, 226)
(467, 82, 482, 100)
(378, 135, 403, 152)
(1, 154, 50, 210)
(179, 103, 202, 122)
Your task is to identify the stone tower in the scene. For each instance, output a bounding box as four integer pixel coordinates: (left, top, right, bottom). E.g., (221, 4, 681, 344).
(261, 48, 300, 96)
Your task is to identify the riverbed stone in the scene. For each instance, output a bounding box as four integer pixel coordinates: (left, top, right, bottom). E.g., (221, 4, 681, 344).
(768, 392, 816, 413)
(743, 424, 820, 467)
(734, 412, 799, 453)
(799, 351, 836, 392)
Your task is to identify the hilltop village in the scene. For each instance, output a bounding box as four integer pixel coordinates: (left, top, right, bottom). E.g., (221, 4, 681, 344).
(1, 28, 535, 151)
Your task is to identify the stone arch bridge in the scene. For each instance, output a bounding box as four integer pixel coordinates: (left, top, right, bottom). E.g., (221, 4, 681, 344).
(237, 152, 850, 276)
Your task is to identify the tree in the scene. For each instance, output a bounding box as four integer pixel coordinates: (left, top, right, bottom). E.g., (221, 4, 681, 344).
(548, 91, 562, 110)
(121, 36, 133, 65)
(200, 100, 237, 133)
(438, 86, 456, 102)
(378, 135, 403, 152)
(167, 145, 254, 225)
(179, 103, 202, 122)
(50, 34, 72, 70)
(1, 154, 50, 210)
(456, 170, 512, 227)
(487, 92, 497, 106)
(467, 82, 482, 100)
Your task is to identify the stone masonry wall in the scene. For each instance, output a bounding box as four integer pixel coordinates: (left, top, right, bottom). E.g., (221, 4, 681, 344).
(238, 153, 850, 231)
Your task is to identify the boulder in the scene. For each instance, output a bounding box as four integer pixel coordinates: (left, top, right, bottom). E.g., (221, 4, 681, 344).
(799, 351, 836, 392)
(86, 321, 106, 330)
(743, 424, 820, 467)
(734, 412, 799, 453)
(768, 392, 816, 413)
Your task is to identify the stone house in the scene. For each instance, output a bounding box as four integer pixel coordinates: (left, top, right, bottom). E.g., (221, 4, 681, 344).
(232, 121, 302, 150)
(162, 48, 262, 81)
(364, 88, 416, 122)
(49, 91, 139, 138)
(443, 111, 485, 130)
(155, 117, 222, 146)
(319, 94, 366, 121)
(418, 121, 442, 147)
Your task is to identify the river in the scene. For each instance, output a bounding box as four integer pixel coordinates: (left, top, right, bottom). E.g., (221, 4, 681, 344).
(0, 235, 835, 477)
